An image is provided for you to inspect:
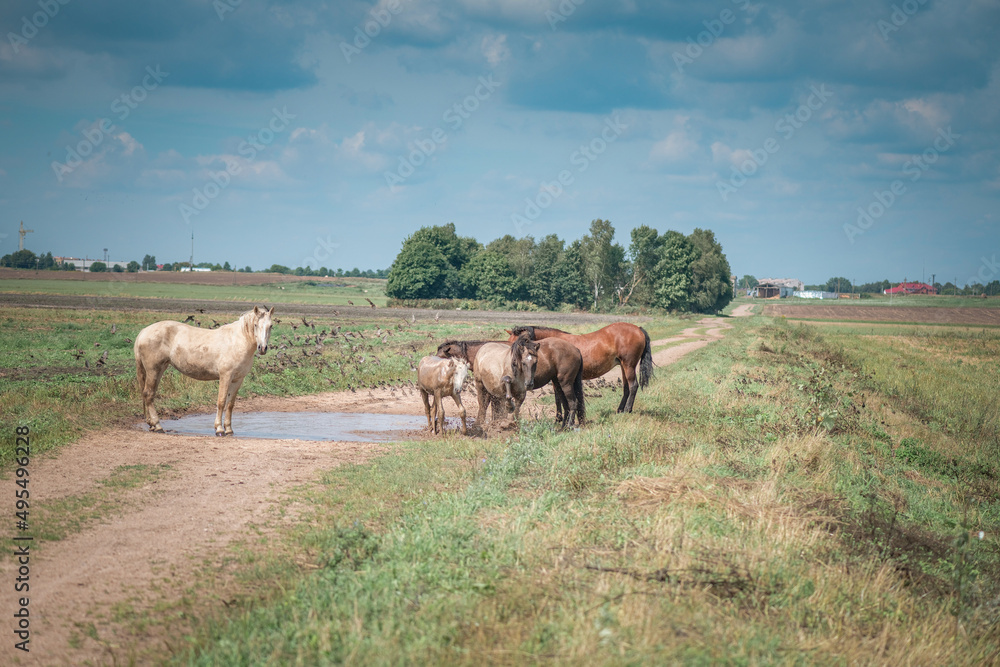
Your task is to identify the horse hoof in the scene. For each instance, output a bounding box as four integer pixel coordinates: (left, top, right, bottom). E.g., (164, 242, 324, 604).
(215, 431, 225, 437)
(151, 425, 164, 433)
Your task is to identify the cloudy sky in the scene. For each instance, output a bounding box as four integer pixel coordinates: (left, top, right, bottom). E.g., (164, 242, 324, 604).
(1, 0, 998, 285)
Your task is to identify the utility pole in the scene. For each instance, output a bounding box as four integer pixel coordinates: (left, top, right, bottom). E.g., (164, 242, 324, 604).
(190, 231, 194, 269)
(18, 221, 33, 251)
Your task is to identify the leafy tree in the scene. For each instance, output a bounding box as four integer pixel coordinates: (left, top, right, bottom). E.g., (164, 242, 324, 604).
(38, 252, 55, 270)
(89, 261, 107, 273)
(162, 263, 174, 272)
(652, 231, 697, 311)
(824, 276, 854, 293)
(386, 240, 449, 299)
(552, 239, 590, 309)
(687, 228, 733, 313)
(461, 250, 523, 303)
(126, 260, 140, 273)
(386, 224, 480, 299)
(112, 264, 124, 273)
(62, 262, 76, 271)
(0, 249, 37, 269)
(267, 264, 291, 274)
(526, 234, 565, 310)
(740, 275, 759, 289)
(486, 235, 535, 285)
(142, 254, 157, 270)
(223, 261, 232, 271)
(622, 225, 662, 306)
(579, 219, 624, 310)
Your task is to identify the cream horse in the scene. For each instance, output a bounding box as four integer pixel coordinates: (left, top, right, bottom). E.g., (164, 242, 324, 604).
(416, 356, 470, 435)
(134, 306, 275, 436)
(473, 333, 538, 427)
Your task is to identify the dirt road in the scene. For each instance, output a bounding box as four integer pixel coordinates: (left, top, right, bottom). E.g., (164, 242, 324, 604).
(0, 306, 752, 665)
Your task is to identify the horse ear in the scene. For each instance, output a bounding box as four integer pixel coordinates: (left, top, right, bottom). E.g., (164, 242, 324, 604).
(268, 306, 275, 316)
(253, 305, 262, 315)
(505, 329, 512, 335)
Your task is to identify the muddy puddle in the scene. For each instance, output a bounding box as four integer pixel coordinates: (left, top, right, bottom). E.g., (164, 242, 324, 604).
(141, 411, 458, 442)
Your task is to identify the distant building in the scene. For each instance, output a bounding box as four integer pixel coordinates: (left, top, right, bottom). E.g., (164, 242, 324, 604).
(795, 291, 839, 299)
(758, 278, 804, 292)
(884, 282, 937, 295)
(180, 267, 212, 272)
(752, 282, 797, 298)
(53, 256, 128, 271)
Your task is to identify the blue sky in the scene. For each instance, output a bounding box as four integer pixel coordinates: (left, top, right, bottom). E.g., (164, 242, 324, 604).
(1, 0, 998, 285)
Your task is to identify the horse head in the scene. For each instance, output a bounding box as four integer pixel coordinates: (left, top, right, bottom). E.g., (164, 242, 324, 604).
(510, 332, 539, 389)
(506, 326, 533, 343)
(252, 305, 275, 355)
(436, 340, 468, 362)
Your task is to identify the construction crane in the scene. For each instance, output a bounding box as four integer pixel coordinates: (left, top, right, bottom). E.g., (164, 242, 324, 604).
(18, 221, 33, 251)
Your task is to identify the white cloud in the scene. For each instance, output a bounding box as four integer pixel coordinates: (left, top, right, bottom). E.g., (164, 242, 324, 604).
(650, 130, 699, 162)
(481, 34, 510, 66)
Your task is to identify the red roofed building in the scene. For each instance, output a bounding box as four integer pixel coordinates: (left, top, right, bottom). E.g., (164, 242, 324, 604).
(884, 282, 937, 295)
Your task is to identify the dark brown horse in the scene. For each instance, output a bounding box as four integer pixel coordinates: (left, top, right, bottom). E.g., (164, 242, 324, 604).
(437, 337, 585, 427)
(507, 323, 652, 413)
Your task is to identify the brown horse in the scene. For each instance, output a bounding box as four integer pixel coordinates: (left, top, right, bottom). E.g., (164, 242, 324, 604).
(134, 306, 274, 435)
(507, 323, 652, 413)
(436, 337, 585, 428)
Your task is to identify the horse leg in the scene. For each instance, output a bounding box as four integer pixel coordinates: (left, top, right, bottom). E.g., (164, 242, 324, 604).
(215, 374, 231, 436)
(622, 362, 640, 413)
(420, 388, 432, 431)
(141, 361, 167, 433)
(475, 378, 489, 426)
(452, 393, 468, 435)
(511, 390, 526, 425)
(559, 379, 577, 428)
(434, 389, 445, 434)
(552, 380, 568, 428)
(223, 375, 245, 436)
(616, 363, 632, 413)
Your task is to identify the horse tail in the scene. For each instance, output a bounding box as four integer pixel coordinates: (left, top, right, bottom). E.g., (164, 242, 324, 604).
(638, 327, 654, 389)
(574, 365, 585, 425)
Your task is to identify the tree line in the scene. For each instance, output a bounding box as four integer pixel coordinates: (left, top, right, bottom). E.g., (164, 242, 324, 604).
(0, 250, 387, 278)
(385, 220, 734, 313)
(737, 274, 1000, 296)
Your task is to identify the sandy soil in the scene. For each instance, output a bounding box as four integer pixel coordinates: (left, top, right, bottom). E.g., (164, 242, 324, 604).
(0, 307, 750, 666)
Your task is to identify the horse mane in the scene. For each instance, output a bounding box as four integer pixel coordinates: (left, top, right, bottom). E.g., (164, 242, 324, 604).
(440, 339, 508, 362)
(509, 332, 538, 376)
(238, 307, 268, 340)
(510, 325, 568, 339)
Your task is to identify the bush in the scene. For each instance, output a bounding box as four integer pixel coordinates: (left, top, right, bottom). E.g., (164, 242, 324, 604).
(89, 261, 107, 273)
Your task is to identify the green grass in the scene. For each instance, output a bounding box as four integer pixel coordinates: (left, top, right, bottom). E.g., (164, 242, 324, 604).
(0, 277, 388, 306)
(4, 305, 997, 663)
(0, 307, 510, 467)
(749, 294, 1000, 308)
(172, 314, 1000, 665)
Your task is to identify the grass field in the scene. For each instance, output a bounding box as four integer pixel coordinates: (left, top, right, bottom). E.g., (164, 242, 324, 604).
(0, 277, 388, 306)
(2, 292, 998, 664)
(758, 294, 1000, 308)
(170, 313, 999, 665)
